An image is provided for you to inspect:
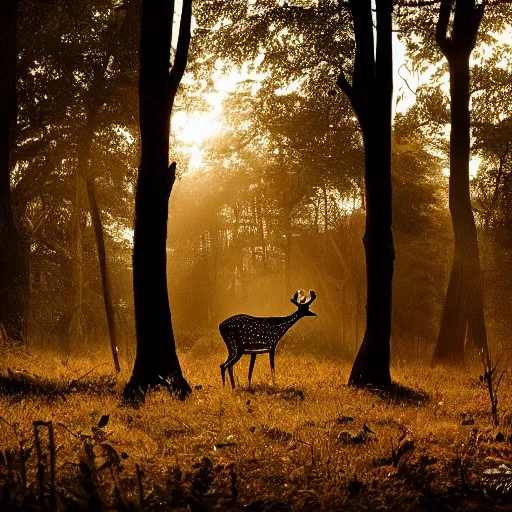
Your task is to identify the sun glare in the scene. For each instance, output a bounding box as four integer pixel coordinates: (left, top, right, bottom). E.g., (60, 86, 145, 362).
(442, 157, 481, 179)
(172, 54, 266, 172)
(172, 111, 222, 145)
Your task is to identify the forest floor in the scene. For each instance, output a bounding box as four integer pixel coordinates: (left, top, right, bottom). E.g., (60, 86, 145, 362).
(0, 342, 512, 511)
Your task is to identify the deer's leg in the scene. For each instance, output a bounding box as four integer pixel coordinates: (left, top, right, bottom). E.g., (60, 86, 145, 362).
(227, 364, 235, 389)
(220, 364, 226, 386)
(226, 353, 243, 390)
(269, 348, 276, 386)
(220, 335, 237, 386)
(248, 354, 257, 387)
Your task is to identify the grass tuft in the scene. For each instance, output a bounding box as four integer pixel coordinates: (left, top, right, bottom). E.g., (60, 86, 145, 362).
(0, 345, 511, 510)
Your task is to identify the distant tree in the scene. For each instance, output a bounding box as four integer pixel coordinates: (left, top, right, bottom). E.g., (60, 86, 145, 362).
(7, 0, 140, 356)
(73, 1, 138, 373)
(123, 0, 192, 403)
(0, 0, 28, 344)
(336, 0, 394, 386)
(205, 87, 362, 297)
(391, 115, 451, 359)
(432, 0, 489, 366)
(397, 0, 512, 365)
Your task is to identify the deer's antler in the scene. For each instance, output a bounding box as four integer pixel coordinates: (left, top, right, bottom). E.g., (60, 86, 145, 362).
(291, 290, 316, 307)
(306, 291, 316, 305)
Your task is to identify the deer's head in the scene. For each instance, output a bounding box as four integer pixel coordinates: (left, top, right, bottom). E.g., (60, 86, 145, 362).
(291, 290, 317, 317)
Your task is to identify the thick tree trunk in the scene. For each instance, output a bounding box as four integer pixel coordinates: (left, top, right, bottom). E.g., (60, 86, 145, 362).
(0, 0, 29, 344)
(432, 0, 489, 366)
(123, 0, 192, 404)
(343, 0, 394, 387)
(349, 128, 394, 386)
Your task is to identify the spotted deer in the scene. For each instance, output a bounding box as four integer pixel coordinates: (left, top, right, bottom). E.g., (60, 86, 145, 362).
(219, 290, 317, 388)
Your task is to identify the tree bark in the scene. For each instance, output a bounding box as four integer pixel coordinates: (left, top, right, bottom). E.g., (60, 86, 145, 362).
(432, 0, 489, 366)
(338, 0, 394, 387)
(0, 0, 29, 344)
(123, 0, 192, 404)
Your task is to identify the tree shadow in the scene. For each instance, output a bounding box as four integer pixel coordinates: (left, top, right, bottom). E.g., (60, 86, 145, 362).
(0, 368, 117, 402)
(367, 382, 430, 406)
(239, 384, 305, 402)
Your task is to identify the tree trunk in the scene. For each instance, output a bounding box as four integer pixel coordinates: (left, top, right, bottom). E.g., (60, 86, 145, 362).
(209, 229, 218, 327)
(256, 198, 267, 268)
(432, 0, 489, 366)
(72, 5, 134, 370)
(338, 0, 394, 387)
(123, 0, 192, 404)
(85, 179, 120, 372)
(283, 204, 292, 298)
(68, 166, 85, 355)
(322, 182, 328, 233)
(349, 128, 394, 386)
(232, 204, 240, 291)
(0, 0, 29, 345)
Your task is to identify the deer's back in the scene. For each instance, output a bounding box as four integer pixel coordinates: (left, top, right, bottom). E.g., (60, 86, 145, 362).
(219, 314, 294, 346)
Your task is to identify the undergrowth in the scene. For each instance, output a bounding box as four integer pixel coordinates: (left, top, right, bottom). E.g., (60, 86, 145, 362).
(1, 343, 512, 511)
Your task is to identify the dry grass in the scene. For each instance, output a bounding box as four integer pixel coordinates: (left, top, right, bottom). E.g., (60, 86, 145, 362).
(1, 341, 512, 511)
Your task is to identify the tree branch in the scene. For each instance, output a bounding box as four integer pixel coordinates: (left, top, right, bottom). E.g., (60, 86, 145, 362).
(492, 142, 510, 208)
(168, 0, 192, 94)
(396, 0, 440, 6)
(435, 0, 453, 57)
(12, 146, 64, 212)
(336, 71, 353, 101)
(398, 64, 417, 96)
(472, 0, 487, 44)
(349, 0, 375, 97)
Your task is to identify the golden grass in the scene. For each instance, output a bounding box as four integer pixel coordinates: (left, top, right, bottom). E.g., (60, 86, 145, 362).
(1, 343, 511, 510)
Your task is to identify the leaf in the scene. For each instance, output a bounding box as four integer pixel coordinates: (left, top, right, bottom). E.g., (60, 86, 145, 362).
(97, 414, 110, 429)
(100, 443, 121, 467)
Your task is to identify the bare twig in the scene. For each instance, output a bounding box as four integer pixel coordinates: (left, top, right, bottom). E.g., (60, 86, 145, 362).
(480, 351, 506, 426)
(33, 421, 46, 509)
(56, 422, 82, 439)
(398, 64, 417, 96)
(0, 416, 31, 492)
(336, 70, 353, 100)
(73, 363, 110, 384)
(136, 463, 144, 507)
